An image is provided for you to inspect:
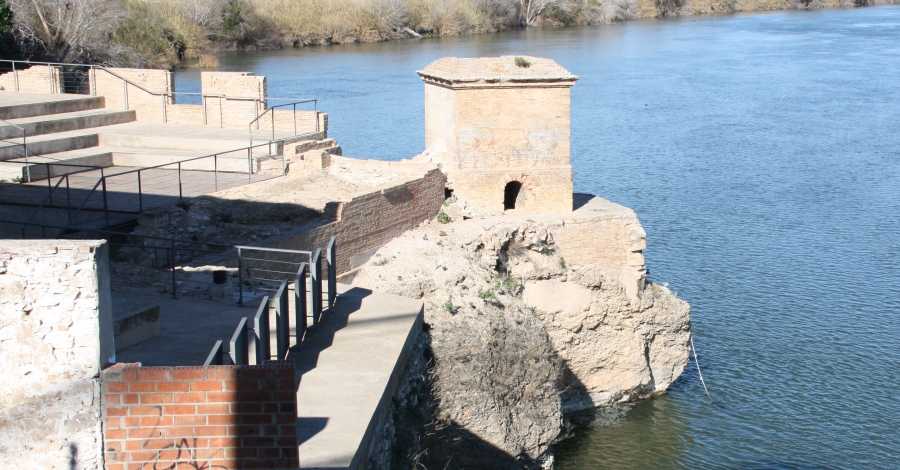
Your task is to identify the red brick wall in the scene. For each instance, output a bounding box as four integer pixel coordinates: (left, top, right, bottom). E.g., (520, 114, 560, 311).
(101, 363, 297, 470)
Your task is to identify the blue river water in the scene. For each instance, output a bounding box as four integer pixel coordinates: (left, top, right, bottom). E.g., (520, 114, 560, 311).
(177, 6, 900, 468)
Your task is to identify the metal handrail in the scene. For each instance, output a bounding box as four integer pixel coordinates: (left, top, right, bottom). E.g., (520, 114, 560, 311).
(0, 218, 232, 298)
(248, 99, 319, 148)
(0, 59, 315, 129)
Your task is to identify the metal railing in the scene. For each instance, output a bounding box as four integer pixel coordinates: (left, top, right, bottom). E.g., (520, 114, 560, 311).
(206, 237, 337, 366)
(0, 219, 231, 298)
(0, 138, 288, 228)
(248, 98, 320, 150)
(0, 59, 320, 135)
(0, 59, 268, 125)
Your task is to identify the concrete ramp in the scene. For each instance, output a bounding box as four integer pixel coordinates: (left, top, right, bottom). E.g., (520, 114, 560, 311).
(293, 285, 423, 469)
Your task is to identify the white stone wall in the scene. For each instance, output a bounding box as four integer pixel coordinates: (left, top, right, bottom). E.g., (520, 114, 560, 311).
(0, 240, 114, 470)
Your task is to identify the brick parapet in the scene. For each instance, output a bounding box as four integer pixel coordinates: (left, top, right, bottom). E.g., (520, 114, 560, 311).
(101, 363, 297, 470)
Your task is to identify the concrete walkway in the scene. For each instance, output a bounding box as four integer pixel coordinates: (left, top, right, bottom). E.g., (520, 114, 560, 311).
(115, 287, 256, 366)
(293, 285, 423, 469)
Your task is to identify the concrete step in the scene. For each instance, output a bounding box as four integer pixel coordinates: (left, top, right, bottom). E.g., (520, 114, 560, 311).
(0, 108, 136, 140)
(99, 130, 281, 156)
(0, 147, 113, 181)
(0, 129, 98, 160)
(0, 94, 105, 120)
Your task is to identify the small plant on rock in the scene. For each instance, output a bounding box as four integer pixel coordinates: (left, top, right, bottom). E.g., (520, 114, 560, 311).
(443, 300, 458, 314)
(436, 211, 451, 224)
(478, 289, 497, 302)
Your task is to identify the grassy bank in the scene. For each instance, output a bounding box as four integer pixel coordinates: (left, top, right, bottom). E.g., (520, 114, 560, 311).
(3, 0, 898, 68)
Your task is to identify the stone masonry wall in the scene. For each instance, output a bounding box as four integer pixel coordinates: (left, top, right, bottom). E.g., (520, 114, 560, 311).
(274, 168, 447, 274)
(0, 240, 115, 470)
(0, 65, 64, 93)
(101, 363, 297, 470)
(202, 72, 266, 129)
(423, 81, 574, 215)
(92, 67, 174, 121)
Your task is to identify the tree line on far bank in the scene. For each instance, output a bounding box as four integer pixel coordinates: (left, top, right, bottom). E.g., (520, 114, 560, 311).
(0, 0, 894, 69)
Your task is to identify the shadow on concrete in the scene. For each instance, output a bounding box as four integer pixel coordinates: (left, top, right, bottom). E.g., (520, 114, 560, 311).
(0, 174, 323, 236)
(291, 286, 373, 377)
(573, 192, 595, 211)
(296, 417, 329, 445)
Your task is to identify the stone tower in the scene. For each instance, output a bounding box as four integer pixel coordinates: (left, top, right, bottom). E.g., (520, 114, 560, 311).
(418, 56, 577, 215)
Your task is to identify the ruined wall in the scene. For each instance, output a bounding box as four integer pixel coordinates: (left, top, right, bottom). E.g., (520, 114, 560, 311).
(275, 169, 446, 274)
(0, 65, 63, 93)
(101, 363, 297, 470)
(0, 240, 115, 470)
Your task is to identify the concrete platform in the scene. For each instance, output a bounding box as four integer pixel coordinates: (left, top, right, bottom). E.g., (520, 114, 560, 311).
(293, 285, 423, 469)
(115, 287, 257, 366)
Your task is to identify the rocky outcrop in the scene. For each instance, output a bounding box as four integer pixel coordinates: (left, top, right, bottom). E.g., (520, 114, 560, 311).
(350, 195, 691, 467)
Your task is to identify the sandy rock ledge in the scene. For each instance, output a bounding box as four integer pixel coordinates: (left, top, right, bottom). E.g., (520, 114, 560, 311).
(349, 195, 692, 468)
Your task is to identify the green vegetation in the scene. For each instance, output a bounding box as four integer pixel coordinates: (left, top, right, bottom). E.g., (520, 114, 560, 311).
(443, 299, 458, 314)
(0, 1, 12, 35)
(478, 289, 498, 302)
(436, 211, 451, 224)
(3, 0, 891, 67)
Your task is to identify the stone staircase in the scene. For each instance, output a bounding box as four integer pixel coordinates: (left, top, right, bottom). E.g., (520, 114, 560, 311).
(0, 92, 292, 182)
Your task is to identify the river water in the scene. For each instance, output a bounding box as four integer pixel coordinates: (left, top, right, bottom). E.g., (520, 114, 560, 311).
(177, 6, 900, 469)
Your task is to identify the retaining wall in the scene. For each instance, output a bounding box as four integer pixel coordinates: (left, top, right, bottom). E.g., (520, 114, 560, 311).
(101, 363, 297, 470)
(274, 168, 447, 274)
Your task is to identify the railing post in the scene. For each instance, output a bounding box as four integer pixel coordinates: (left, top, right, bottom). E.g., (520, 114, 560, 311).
(253, 296, 271, 364)
(201, 95, 208, 126)
(275, 281, 289, 359)
(295, 262, 308, 344)
(137, 170, 143, 212)
(203, 340, 224, 366)
(237, 247, 244, 306)
(46, 164, 53, 204)
(161, 94, 167, 123)
(315, 100, 320, 134)
(47, 65, 53, 94)
(227, 317, 249, 366)
(65, 175, 71, 225)
(219, 96, 224, 128)
(100, 168, 109, 226)
(22, 129, 29, 182)
(293, 102, 297, 136)
(11, 61, 18, 92)
(123, 81, 129, 111)
(213, 154, 218, 191)
(177, 161, 183, 201)
(169, 237, 176, 299)
(326, 236, 337, 309)
(311, 249, 322, 325)
(247, 147, 252, 182)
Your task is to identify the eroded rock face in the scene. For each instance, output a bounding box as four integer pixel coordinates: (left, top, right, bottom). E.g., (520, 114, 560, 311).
(351, 196, 691, 466)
